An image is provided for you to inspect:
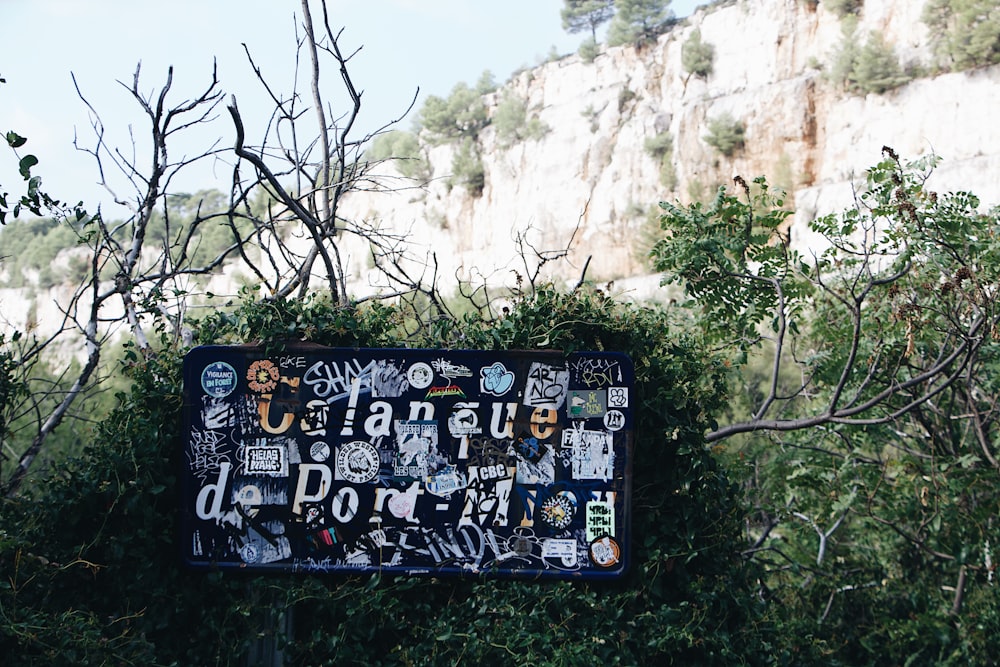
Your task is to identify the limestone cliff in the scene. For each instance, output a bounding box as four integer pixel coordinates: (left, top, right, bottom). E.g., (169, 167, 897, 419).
(336, 0, 1000, 295)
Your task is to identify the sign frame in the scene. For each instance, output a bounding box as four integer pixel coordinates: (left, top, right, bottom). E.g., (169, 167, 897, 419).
(180, 344, 634, 579)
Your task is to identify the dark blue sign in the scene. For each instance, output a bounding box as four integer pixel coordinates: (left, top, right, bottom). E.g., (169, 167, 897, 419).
(181, 345, 634, 579)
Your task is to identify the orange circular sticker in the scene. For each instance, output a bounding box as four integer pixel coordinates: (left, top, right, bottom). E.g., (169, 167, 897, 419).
(247, 359, 280, 392)
(589, 536, 621, 568)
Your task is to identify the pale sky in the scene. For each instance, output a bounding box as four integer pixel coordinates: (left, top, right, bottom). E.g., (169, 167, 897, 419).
(1, 0, 701, 214)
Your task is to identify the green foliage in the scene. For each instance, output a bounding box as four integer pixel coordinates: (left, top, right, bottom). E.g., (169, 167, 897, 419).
(644, 131, 676, 189)
(681, 29, 715, 79)
(653, 150, 1000, 662)
(824, 0, 862, 17)
(829, 22, 911, 94)
(0, 288, 776, 665)
(561, 0, 615, 40)
(1, 133, 91, 285)
(651, 176, 798, 349)
(0, 333, 27, 454)
(607, 0, 673, 47)
(578, 35, 601, 62)
(163, 190, 255, 272)
(1, 132, 65, 225)
(366, 130, 428, 180)
(923, 0, 1000, 70)
(703, 113, 746, 157)
(474, 70, 498, 96)
(0, 188, 249, 288)
(418, 82, 489, 144)
(492, 92, 550, 148)
(0, 217, 83, 288)
(643, 130, 673, 160)
(617, 85, 638, 113)
(448, 138, 486, 196)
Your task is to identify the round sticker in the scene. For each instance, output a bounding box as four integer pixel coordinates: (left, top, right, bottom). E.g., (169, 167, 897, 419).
(310, 441, 331, 462)
(387, 492, 414, 519)
(201, 361, 237, 398)
(247, 359, 280, 393)
(240, 543, 260, 564)
(603, 409, 626, 431)
(589, 536, 621, 568)
(336, 441, 380, 483)
(540, 493, 576, 530)
(407, 362, 434, 389)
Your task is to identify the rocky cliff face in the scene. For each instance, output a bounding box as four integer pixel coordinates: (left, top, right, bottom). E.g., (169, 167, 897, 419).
(4, 0, 998, 344)
(336, 0, 1000, 295)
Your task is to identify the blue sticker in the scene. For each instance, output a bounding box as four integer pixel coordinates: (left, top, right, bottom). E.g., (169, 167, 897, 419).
(480, 362, 515, 396)
(201, 361, 237, 398)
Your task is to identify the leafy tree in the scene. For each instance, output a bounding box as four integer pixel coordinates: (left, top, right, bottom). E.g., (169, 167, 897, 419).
(578, 35, 601, 62)
(607, 0, 673, 46)
(561, 0, 615, 41)
(418, 81, 489, 144)
(830, 21, 911, 94)
(852, 32, 911, 93)
(681, 28, 714, 80)
(644, 130, 676, 188)
(703, 112, 745, 156)
(492, 92, 550, 148)
(824, 0, 862, 17)
(366, 129, 428, 180)
(651, 149, 1000, 662)
(448, 138, 485, 195)
(923, 0, 1000, 70)
(0, 286, 776, 665)
(474, 69, 498, 95)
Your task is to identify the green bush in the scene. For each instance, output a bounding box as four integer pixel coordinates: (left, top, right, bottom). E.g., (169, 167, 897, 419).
(366, 130, 428, 180)
(829, 22, 911, 94)
(681, 29, 715, 79)
(0, 288, 773, 665)
(644, 131, 673, 160)
(578, 36, 600, 63)
(607, 0, 672, 47)
(704, 113, 745, 157)
(824, 0, 862, 17)
(448, 138, 485, 196)
(418, 82, 489, 144)
(0, 217, 82, 288)
(492, 93, 550, 148)
(617, 86, 638, 113)
(923, 0, 1000, 70)
(644, 131, 677, 189)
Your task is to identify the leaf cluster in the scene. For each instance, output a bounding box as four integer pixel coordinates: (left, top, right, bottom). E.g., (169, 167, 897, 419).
(923, 0, 1000, 71)
(655, 149, 1000, 662)
(365, 130, 428, 181)
(829, 22, 911, 95)
(703, 113, 746, 157)
(0, 287, 777, 665)
(681, 29, 715, 79)
(607, 0, 673, 47)
(418, 81, 491, 145)
(492, 92, 550, 149)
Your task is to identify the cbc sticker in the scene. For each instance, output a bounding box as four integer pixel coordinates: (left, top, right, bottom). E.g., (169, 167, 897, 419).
(201, 361, 237, 398)
(336, 441, 380, 483)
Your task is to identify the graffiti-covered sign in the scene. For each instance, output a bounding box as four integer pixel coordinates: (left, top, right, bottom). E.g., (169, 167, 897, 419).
(180, 345, 635, 579)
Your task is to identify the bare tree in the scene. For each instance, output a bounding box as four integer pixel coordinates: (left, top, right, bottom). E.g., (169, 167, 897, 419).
(1, 0, 594, 495)
(2, 61, 261, 495)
